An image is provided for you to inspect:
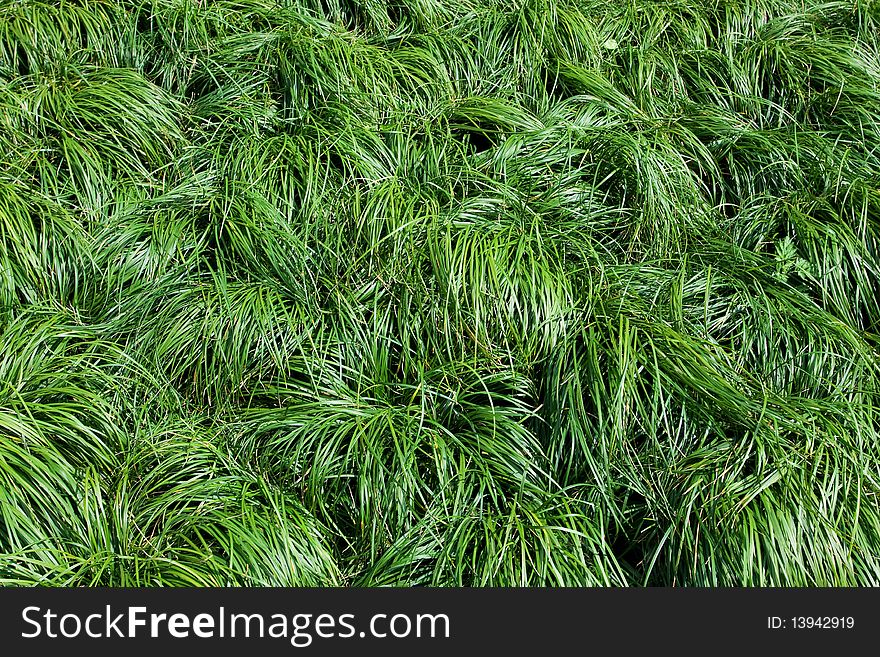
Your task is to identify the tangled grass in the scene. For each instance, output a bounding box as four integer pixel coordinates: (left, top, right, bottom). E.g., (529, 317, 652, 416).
(1, 0, 879, 586)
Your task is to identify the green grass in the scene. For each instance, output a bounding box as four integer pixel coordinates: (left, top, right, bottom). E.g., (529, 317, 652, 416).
(1, 0, 879, 586)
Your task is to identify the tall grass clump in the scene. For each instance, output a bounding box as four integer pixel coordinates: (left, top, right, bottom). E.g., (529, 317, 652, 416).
(1, 0, 879, 586)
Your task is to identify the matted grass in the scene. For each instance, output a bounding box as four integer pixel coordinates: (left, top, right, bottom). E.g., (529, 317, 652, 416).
(1, 0, 879, 585)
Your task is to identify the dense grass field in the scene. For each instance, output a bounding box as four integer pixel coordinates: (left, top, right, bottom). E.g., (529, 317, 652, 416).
(1, 0, 879, 586)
